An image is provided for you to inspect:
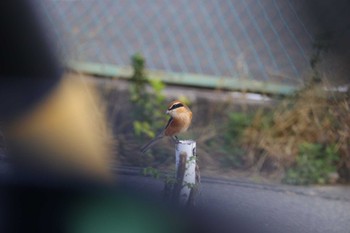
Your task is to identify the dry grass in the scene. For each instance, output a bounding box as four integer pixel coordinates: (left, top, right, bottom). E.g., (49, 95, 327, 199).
(243, 82, 350, 182)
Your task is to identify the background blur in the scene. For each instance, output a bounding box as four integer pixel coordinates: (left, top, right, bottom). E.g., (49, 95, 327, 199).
(36, 0, 350, 86)
(22, 0, 350, 185)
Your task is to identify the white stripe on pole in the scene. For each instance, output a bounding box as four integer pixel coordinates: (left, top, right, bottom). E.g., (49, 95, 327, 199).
(175, 140, 196, 205)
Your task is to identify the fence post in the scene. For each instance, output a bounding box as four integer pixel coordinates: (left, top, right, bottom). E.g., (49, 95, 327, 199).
(172, 140, 198, 206)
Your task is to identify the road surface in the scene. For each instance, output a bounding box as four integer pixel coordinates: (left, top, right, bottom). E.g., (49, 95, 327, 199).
(116, 167, 350, 233)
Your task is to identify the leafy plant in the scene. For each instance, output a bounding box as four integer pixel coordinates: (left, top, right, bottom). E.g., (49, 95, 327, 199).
(129, 53, 166, 141)
(283, 143, 339, 185)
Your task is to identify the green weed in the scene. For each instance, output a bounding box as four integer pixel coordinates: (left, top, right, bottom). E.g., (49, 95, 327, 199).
(283, 143, 339, 185)
(129, 53, 166, 142)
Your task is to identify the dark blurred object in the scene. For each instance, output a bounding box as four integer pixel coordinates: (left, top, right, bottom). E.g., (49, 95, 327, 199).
(0, 130, 6, 160)
(0, 175, 189, 233)
(0, 171, 257, 233)
(0, 1, 61, 122)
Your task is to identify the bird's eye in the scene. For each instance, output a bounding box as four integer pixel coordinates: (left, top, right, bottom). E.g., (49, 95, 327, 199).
(169, 103, 183, 110)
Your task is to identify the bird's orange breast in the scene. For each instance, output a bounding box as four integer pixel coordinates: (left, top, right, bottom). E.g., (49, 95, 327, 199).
(164, 112, 192, 136)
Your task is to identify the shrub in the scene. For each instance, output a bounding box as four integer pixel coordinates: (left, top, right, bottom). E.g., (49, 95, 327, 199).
(243, 83, 349, 184)
(283, 143, 339, 185)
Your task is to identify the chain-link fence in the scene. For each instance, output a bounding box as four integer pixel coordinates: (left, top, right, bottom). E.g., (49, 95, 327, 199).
(35, 0, 350, 88)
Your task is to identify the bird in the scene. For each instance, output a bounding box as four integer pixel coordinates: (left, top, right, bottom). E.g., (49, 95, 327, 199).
(140, 100, 192, 153)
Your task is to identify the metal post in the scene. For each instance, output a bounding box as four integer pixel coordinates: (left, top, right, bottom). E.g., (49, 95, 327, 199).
(172, 140, 198, 206)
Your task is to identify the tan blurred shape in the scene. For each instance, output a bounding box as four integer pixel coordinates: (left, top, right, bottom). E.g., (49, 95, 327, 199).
(7, 75, 114, 181)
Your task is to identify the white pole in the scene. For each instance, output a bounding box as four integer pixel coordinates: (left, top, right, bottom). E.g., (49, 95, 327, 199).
(174, 140, 197, 205)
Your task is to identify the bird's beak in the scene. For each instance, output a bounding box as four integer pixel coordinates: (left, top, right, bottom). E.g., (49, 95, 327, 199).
(166, 110, 170, 115)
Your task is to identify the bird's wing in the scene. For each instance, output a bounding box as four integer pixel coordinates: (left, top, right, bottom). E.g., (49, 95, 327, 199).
(164, 117, 173, 130)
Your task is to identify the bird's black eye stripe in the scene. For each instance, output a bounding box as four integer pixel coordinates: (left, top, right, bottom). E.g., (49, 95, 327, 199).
(169, 103, 183, 110)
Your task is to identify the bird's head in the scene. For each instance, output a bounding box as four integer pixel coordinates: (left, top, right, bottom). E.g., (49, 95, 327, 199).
(166, 100, 190, 117)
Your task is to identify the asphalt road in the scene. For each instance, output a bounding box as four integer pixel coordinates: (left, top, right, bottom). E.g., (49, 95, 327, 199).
(116, 167, 350, 233)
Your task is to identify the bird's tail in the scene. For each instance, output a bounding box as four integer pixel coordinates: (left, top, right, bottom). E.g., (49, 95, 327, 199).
(140, 133, 164, 153)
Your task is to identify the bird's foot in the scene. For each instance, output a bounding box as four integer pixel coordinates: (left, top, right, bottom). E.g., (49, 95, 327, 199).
(172, 136, 179, 143)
